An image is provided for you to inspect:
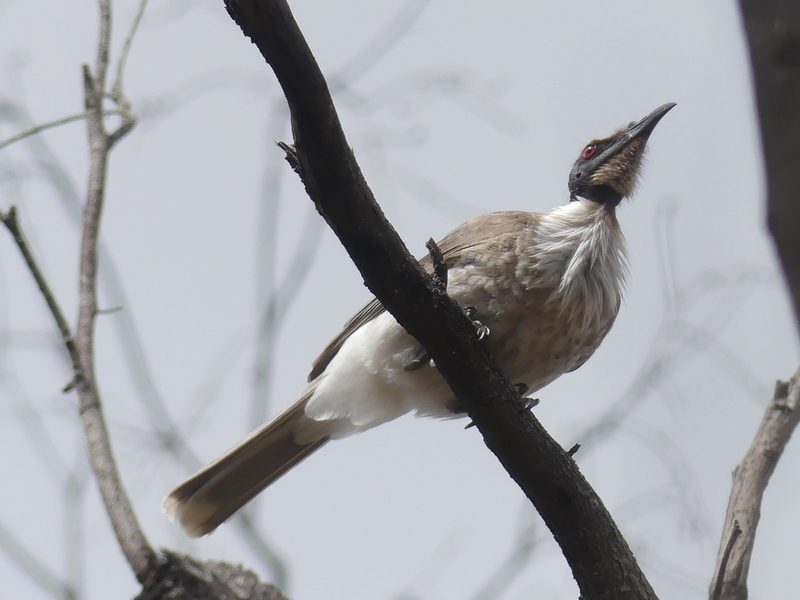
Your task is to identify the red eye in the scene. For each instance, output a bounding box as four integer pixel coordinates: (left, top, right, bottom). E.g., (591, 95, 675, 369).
(582, 144, 597, 158)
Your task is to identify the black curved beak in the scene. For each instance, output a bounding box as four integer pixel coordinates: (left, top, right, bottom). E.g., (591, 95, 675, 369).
(617, 102, 676, 149)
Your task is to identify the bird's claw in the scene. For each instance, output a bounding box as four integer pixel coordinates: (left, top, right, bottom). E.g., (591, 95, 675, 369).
(521, 397, 540, 411)
(513, 383, 539, 412)
(464, 306, 490, 340)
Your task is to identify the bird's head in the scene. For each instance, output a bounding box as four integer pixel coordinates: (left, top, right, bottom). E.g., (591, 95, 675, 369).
(568, 102, 675, 206)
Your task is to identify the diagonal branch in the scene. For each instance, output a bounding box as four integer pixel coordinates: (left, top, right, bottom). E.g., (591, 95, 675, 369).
(0, 207, 82, 382)
(224, 1, 658, 598)
(710, 366, 800, 600)
(0, 203, 159, 584)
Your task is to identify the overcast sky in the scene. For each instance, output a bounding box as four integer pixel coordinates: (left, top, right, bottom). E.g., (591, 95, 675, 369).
(1, 1, 799, 599)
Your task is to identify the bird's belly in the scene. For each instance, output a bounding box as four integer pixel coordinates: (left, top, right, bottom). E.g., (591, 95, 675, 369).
(446, 260, 618, 395)
(484, 302, 613, 393)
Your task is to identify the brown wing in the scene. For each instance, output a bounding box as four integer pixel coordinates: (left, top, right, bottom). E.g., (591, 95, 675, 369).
(308, 298, 385, 381)
(307, 210, 539, 381)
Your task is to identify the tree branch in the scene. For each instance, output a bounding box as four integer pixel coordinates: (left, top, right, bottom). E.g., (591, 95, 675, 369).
(737, 1, 800, 332)
(76, 59, 157, 582)
(224, 1, 658, 598)
(112, 0, 149, 102)
(68, 21, 158, 587)
(0, 112, 116, 151)
(0, 207, 83, 383)
(710, 367, 800, 600)
(0, 196, 157, 583)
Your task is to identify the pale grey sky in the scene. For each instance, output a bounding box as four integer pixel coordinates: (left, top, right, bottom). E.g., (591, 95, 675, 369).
(1, 1, 798, 599)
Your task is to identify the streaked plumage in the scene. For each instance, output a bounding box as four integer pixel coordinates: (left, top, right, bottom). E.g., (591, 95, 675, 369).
(164, 103, 675, 537)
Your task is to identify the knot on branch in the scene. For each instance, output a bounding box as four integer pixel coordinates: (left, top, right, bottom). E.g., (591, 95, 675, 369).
(136, 551, 287, 600)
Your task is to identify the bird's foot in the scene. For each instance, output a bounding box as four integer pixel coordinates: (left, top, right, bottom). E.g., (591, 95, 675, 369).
(464, 306, 490, 340)
(513, 384, 539, 412)
(513, 383, 530, 397)
(465, 387, 537, 430)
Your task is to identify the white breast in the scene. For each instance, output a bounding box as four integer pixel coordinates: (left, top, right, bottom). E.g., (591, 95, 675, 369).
(521, 198, 628, 332)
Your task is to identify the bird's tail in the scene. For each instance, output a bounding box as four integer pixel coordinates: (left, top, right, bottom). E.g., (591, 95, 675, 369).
(163, 388, 329, 537)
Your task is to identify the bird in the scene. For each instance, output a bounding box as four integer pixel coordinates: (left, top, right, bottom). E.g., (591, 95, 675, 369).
(164, 102, 675, 537)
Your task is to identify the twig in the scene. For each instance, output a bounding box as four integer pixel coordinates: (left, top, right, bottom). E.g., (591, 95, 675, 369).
(112, 0, 149, 102)
(710, 367, 800, 600)
(225, 1, 658, 598)
(426, 237, 447, 289)
(0, 112, 115, 151)
(567, 443, 581, 457)
(1, 204, 158, 584)
(276, 140, 300, 172)
(0, 207, 83, 380)
(4, 90, 288, 585)
(94, 0, 111, 93)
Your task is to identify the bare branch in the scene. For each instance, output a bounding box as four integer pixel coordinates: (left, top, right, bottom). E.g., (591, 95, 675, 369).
(710, 367, 800, 599)
(54, 0, 157, 584)
(224, 1, 658, 598)
(74, 100, 157, 590)
(0, 207, 82, 379)
(94, 0, 112, 93)
(1, 198, 158, 584)
(0, 112, 112, 151)
(0, 98, 204, 469)
(112, 0, 149, 101)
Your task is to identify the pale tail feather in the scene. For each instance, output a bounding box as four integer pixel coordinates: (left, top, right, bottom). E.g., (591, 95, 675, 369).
(163, 389, 329, 537)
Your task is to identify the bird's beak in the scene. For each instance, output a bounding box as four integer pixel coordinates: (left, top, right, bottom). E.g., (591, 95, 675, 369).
(613, 102, 676, 152)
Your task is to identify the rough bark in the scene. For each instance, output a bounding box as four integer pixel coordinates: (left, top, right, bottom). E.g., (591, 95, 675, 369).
(710, 368, 800, 600)
(738, 0, 800, 332)
(135, 552, 288, 600)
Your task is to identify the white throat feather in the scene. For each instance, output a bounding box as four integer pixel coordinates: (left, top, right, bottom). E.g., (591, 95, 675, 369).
(524, 199, 628, 329)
